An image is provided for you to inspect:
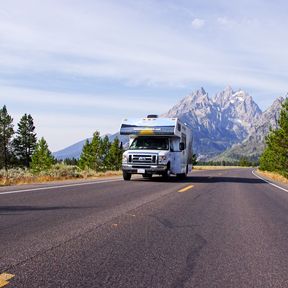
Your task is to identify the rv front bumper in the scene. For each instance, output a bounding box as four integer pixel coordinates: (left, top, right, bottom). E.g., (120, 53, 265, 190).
(122, 164, 167, 174)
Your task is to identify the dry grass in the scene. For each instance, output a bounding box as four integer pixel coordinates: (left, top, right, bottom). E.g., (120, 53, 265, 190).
(256, 169, 288, 185)
(0, 165, 122, 186)
(193, 165, 244, 170)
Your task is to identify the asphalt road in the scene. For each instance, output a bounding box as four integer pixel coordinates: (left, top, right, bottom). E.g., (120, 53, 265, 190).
(1, 168, 288, 288)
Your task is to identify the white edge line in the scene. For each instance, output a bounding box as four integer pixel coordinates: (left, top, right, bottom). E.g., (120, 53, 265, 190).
(0, 178, 122, 196)
(252, 170, 288, 193)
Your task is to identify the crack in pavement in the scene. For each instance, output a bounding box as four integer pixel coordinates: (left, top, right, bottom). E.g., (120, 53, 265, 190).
(149, 215, 198, 230)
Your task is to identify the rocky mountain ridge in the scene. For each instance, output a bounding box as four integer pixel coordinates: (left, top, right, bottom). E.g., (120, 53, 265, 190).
(163, 86, 277, 160)
(213, 96, 285, 162)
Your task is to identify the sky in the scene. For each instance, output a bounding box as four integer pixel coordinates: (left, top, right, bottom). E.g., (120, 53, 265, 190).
(1, 0, 288, 151)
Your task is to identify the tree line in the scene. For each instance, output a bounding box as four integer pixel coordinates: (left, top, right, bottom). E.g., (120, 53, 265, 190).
(259, 98, 288, 178)
(78, 132, 123, 171)
(197, 157, 258, 167)
(0, 105, 50, 172)
(0, 105, 123, 173)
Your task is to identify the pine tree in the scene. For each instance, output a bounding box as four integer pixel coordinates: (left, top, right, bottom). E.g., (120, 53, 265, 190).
(13, 113, 37, 167)
(31, 137, 54, 173)
(78, 133, 123, 172)
(0, 105, 14, 171)
(78, 131, 103, 171)
(78, 139, 93, 170)
(106, 137, 123, 170)
(100, 135, 111, 170)
(239, 157, 252, 167)
(260, 98, 288, 177)
(90, 131, 102, 171)
(64, 157, 78, 166)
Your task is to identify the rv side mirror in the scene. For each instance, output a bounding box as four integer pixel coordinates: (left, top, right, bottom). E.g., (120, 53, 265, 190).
(179, 142, 185, 151)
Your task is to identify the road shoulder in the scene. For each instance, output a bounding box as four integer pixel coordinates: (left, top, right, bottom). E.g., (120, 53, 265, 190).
(252, 169, 288, 193)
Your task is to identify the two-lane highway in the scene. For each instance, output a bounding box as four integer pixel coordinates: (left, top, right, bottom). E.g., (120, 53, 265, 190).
(1, 168, 288, 287)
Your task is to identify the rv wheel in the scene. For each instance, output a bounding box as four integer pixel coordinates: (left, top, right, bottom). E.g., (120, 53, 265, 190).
(123, 172, 131, 181)
(162, 164, 171, 179)
(177, 173, 186, 180)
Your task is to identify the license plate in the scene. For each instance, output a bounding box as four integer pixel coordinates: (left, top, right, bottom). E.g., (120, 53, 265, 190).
(137, 169, 145, 174)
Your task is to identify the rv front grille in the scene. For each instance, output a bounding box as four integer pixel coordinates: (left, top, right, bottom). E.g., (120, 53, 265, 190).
(132, 165, 151, 169)
(129, 154, 157, 164)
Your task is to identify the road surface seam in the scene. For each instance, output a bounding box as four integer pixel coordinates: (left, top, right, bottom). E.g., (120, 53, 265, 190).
(252, 170, 288, 193)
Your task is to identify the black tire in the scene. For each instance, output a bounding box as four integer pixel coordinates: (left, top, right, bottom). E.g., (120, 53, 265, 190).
(177, 173, 186, 180)
(162, 164, 171, 179)
(123, 172, 131, 181)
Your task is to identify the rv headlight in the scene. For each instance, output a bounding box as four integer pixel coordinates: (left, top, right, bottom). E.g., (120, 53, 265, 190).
(122, 154, 128, 163)
(159, 155, 167, 162)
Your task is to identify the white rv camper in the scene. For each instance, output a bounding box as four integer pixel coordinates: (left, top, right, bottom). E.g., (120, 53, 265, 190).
(120, 115, 193, 180)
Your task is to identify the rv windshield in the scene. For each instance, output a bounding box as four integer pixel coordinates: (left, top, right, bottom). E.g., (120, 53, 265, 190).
(130, 137, 169, 150)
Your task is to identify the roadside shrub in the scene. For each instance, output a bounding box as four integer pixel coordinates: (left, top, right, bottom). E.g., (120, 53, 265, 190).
(0, 164, 122, 186)
(0, 168, 33, 180)
(42, 164, 82, 178)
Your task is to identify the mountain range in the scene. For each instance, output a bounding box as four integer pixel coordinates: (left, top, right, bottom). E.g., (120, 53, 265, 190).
(54, 86, 286, 162)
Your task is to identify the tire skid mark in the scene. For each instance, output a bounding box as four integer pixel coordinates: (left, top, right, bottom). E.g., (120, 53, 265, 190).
(171, 234, 207, 288)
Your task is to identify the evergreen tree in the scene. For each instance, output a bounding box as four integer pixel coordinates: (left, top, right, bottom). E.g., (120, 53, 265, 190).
(64, 157, 78, 166)
(106, 137, 123, 170)
(239, 157, 252, 167)
(31, 137, 54, 173)
(13, 113, 37, 167)
(78, 139, 93, 170)
(0, 105, 14, 170)
(90, 131, 102, 171)
(100, 135, 111, 170)
(260, 98, 288, 177)
(78, 131, 103, 171)
(78, 133, 124, 172)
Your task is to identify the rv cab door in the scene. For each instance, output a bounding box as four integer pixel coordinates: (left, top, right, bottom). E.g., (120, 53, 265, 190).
(170, 138, 182, 174)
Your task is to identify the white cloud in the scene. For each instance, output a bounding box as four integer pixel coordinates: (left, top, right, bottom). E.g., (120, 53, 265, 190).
(217, 17, 232, 25)
(191, 18, 205, 29)
(0, 85, 173, 113)
(0, 1, 287, 91)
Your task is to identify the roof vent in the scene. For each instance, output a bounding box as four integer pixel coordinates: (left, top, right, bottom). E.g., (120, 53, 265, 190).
(147, 114, 158, 118)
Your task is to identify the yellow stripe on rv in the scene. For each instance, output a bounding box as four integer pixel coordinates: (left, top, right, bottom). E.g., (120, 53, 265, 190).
(139, 129, 154, 135)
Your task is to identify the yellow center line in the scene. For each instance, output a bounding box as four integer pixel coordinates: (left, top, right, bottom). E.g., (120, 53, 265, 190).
(0, 273, 15, 288)
(178, 185, 194, 193)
